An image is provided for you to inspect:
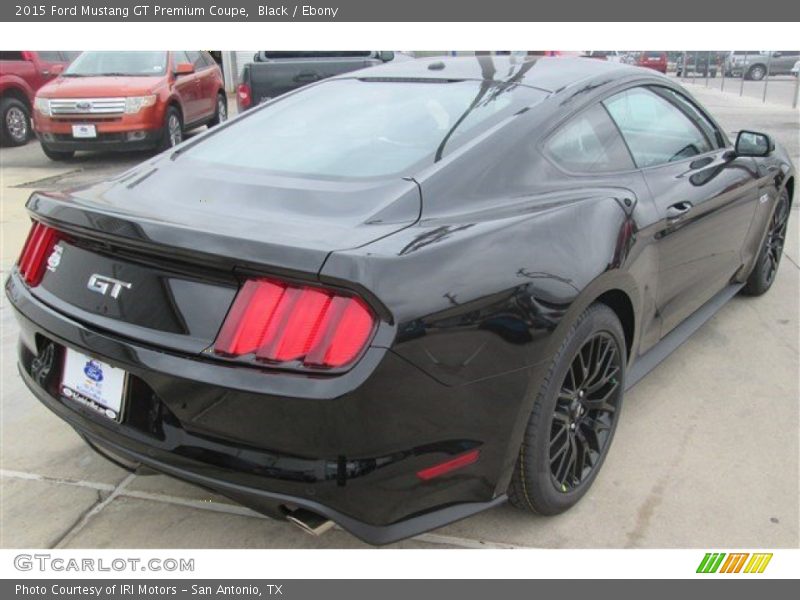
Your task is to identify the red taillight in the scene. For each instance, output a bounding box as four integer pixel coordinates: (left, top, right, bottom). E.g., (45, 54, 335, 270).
(416, 449, 481, 481)
(237, 83, 252, 110)
(214, 278, 376, 369)
(17, 222, 62, 287)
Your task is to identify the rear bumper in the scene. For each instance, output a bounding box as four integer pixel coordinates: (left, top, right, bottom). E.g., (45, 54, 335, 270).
(6, 271, 521, 544)
(19, 364, 505, 545)
(36, 129, 162, 152)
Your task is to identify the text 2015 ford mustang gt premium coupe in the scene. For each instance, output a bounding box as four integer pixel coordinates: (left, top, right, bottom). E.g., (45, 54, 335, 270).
(6, 56, 794, 544)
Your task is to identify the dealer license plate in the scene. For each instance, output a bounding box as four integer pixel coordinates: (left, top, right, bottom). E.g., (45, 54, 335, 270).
(61, 348, 126, 421)
(71, 124, 97, 138)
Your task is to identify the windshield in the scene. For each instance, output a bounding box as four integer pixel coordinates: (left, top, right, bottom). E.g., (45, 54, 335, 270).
(64, 51, 167, 77)
(185, 78, 545, 179)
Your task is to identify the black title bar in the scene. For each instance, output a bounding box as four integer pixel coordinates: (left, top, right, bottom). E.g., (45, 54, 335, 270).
(3, 0, 800, 22)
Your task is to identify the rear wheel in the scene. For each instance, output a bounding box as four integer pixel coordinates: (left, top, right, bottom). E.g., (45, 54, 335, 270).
(508, 304, 625, 515)
(209, 92, 227, 127)
(742, 189, 790, 296)
(159, 106, 183, 151)
(747, 64, 767, 81)
(1, 97, 31, 146)
(40, 144, 74, 161)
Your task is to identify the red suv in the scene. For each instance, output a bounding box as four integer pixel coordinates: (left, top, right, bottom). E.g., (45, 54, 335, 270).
(33, 51, 227, 160)
(1, 51, 77, 146)
(635, 51, 668, 74)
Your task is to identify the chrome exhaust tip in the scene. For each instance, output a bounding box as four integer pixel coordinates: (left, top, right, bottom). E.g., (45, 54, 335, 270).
(284, 507, 335, 536)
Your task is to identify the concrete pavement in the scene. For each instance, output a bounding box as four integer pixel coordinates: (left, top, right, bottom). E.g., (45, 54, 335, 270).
(1, 86, 798, 549)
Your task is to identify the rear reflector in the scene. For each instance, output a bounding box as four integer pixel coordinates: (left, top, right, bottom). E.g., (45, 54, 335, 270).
(416, 449, 481, 481)
(214, 278, 376, 369)
(237, 83, 252, 110)
(17, 222, 62, 287)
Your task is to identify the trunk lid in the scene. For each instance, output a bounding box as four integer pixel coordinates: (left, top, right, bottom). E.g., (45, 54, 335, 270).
(28, 156, 420, 353)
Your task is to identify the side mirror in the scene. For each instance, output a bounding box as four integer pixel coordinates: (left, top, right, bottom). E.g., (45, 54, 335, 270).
(378, 51, 395, 62)
(174, 62, 195, 76)
(735, 130, 775, 157)
(50, 63, 65, 76)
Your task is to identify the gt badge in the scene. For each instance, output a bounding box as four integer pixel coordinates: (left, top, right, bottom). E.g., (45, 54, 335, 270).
(87, 274, 132, 299)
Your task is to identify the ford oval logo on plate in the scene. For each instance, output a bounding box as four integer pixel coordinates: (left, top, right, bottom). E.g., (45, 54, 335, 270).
(83, 360, 104, 382)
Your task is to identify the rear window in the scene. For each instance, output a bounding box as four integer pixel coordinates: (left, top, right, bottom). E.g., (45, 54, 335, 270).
(259, 51, 373, 60)
(185, 78, 546, 179)
(64, 51, 167, 76)
(644, 52, 664, 59)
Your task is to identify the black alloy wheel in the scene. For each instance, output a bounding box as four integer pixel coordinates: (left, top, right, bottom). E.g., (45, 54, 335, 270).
(508, 303, 625, 515)
(762, 195, 790, 286)
(550, 332, 621, 493)
(743, 190, 791, 296)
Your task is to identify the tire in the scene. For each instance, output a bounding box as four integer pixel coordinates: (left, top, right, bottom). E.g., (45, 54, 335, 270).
(1, 97, 31, 146)
(159, 106, 183, 151)
(208, 92, 227, 127)
(710, 70, 717, 78)
(508, 303, 626, 515)
(742, 189, 790, 296)
(40, 144, 74, 161)
(747, 64, 766, 81)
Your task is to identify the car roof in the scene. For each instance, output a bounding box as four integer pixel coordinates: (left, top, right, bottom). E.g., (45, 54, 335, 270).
(333, 55, 651, 93)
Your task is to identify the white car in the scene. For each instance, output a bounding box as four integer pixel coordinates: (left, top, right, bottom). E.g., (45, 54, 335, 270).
(792, 60, 800, 77)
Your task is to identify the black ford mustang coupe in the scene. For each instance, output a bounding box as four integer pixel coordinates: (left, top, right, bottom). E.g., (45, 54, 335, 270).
(7, 56, 794, 544)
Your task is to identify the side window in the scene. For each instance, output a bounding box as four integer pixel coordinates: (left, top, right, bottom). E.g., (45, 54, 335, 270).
(544, 103, 635, 173)
(37, 51, 62, 62)
(172, 51, 191, 67)
(656, 87, 724, 148)
(201, 52, 217, 67)
(186, 51, 206, 70)
(604, 87, 714, 168)
(0, 51, 25, 61)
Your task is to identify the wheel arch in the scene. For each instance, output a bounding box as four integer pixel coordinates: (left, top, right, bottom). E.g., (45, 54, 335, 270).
(556, 270, 643, 366)
(1, 85, 31, 109)
(595, 289, 635, 360)
(165, 97, 183, 125)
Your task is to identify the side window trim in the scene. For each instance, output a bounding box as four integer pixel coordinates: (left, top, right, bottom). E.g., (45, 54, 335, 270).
(647, 85, 724, 149)
(540, 101, 638, 175)
(602, 85, 720, 170)
(600, 101, 637, 171)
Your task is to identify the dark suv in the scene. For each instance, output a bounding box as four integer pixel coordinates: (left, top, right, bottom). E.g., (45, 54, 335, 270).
(675, 52, 721, 78)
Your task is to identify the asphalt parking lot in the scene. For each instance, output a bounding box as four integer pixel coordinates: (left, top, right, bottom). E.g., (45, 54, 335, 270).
(1, 85, 798, 549)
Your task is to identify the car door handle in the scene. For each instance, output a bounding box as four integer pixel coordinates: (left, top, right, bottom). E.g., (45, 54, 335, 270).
(666, 201, 693, 220)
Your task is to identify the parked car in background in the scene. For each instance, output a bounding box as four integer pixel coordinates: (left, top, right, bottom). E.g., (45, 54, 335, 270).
(523, 51, 584, 58)
(33, 50, 226, 160)
(634, 51, 667, 73)
(584, 51, 623, 62)
(0, 51, 77, 146)
(792, 60, 799, 77)
(725, 51, 800, 80)
(675, 52, 720, 77)
(237, 51, 402, 112)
